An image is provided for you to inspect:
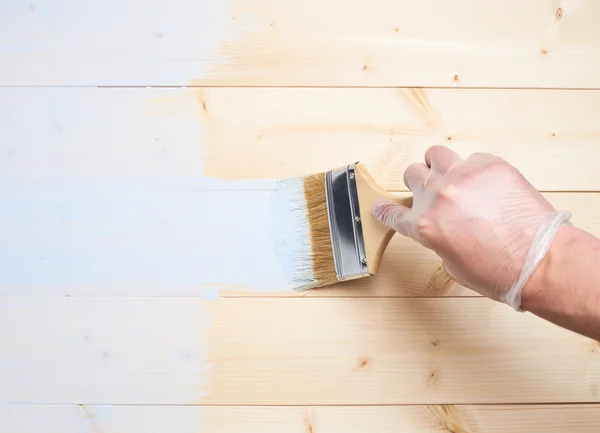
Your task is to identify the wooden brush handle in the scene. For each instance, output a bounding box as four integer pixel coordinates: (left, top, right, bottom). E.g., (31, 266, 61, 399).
(355, 163, 410, 276)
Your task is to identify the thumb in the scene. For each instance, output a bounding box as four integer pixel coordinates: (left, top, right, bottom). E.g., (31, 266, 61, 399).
(371, 198, 415, 239)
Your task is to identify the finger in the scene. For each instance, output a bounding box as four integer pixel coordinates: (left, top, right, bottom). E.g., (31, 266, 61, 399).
(371, 198, 415, 239)
(465, 152, 503, 166)
(424, 145, 463, 175)
(403, 163, 429, 191)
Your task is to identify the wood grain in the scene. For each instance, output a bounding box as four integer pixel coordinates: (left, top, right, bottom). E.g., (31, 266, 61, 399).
(3, 87, 600, 191)
(2, 0, 600, 87)
(193, 86, 600, 191)
(3, 1, 600, 431)
(2, 297, 599, 405)
(3, 404, 600, 433)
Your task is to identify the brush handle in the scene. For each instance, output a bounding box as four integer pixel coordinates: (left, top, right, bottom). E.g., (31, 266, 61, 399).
(355, 163, 409, 276)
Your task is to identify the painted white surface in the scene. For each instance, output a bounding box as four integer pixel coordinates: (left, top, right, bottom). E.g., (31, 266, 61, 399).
(0, 298, 210, 404)
(0, 0, 231, 86)
(0, 186, 295, 295)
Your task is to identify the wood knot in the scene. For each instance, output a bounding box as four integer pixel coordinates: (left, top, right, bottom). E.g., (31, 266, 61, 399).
(540, 47, 548, 55)
(428, 367, 441, 386)
(431, 340, 440, 347)
(356, 357, 372, 371)
(556, 7, 563, 21)
(363, 65, 369, 72)
(453, 74, 459, 83)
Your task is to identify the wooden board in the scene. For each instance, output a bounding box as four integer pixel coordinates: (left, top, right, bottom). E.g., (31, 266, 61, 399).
(2, 298, 599, 405)
(3, 404, 600, 433)
(2, 0, 600, 87)
(3, 87, 600, 191)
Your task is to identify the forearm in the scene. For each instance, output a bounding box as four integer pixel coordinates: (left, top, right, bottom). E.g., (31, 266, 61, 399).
(521, 225, 600, 340)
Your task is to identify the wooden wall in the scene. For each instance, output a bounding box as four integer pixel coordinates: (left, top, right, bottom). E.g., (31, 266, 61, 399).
(2, 0, 600, 431)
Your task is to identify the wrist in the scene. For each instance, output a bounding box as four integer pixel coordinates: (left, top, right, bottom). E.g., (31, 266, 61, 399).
(519, 224, 577, 312)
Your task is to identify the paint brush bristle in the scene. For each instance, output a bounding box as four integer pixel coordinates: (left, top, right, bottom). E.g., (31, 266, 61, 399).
(271, 171, 337, 291)
(302, 173, 337, 288)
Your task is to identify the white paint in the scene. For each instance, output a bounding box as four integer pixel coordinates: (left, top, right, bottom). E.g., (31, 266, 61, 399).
(0, 405, 212, 433)
(0, 298, 211, 404)
(0, 182, 300, 296)
(270, 176, 317, 290)
(0, 87, 204, 179)
(0, 0, 232, 85)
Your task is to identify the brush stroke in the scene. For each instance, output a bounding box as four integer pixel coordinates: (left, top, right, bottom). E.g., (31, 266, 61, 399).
(0, 180, 298, 295)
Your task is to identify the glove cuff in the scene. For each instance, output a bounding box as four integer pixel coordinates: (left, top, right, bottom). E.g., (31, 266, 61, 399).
(504, 211, 572, 311)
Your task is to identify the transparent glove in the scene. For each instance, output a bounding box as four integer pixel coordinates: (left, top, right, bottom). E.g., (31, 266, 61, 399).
(371, 145, 571, 310)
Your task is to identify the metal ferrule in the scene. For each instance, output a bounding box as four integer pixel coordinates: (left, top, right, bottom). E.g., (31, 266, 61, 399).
(325, 163, 370, 282)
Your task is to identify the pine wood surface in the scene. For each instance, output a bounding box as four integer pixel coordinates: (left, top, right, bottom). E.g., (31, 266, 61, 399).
(2, 0, 600, 431)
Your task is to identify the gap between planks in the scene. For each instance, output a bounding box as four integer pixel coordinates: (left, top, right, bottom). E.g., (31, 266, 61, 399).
(3, 85, 600, 91)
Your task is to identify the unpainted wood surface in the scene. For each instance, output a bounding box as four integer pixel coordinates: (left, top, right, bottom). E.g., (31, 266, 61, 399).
(2, 0, 600, 87)
(3, 404, 600, 433)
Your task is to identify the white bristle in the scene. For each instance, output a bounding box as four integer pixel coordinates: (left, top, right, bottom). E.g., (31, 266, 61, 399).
(269, 176, 318, 291)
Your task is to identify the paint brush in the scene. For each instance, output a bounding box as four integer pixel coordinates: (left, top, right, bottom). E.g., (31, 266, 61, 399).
(272, 162, 408, 291)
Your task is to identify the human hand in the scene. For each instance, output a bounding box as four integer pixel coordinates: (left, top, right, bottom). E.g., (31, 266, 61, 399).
(371, 145, 571, 310)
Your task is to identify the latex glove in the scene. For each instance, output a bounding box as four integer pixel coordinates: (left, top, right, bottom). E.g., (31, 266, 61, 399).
(372, 145, 571, 310)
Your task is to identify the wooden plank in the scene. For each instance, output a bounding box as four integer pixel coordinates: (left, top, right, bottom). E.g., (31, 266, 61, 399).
(3, 404, 600, 433)
(2, 0, 600, 87)
(1, 188, 597, 297)
(3, 87, 600, 191)
(1, 298, 599, 405)
(187, 87, 600, 191)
